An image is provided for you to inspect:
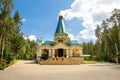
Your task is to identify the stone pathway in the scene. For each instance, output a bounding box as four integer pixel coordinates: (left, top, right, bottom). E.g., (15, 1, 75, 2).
(0, 60, 120, 80)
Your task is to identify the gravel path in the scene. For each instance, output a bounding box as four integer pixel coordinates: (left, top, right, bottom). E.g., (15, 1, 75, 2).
(0, 60, 120, 80)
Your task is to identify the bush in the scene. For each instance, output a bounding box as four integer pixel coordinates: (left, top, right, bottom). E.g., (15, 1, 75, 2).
(0, 59, 7, 70)
(5, 53, 14, 64)
(39, 61, 43, 65)
(93, 53, 108, 61)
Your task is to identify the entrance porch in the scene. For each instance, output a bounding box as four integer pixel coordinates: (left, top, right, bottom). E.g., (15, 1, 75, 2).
(55, 49, 66, 57)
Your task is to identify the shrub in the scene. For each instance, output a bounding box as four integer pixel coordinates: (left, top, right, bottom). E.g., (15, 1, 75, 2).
(5, 53, 14, 64)
(39, 61, 43, 65)
(0, 59, 7, 70)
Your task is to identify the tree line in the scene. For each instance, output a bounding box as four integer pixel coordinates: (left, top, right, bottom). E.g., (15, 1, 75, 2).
(0, 0, 37, 66)
(0, 0, 120, 67)
(82, 8, 120, 63)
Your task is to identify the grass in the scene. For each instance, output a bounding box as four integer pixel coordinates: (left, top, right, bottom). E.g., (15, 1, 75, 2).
(8, 59, 18, 66)
(95, 61, 116, 64)
(84, 60, 117, 64)
(84, 60, 95, 64)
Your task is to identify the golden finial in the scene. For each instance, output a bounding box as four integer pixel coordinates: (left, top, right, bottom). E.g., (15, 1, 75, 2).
(59, 11, 64, 18)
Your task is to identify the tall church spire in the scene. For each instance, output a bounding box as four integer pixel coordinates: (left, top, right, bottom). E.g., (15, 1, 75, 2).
(55, 14, 66, 34)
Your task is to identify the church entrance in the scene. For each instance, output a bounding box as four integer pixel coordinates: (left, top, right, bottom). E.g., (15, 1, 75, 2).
(58, 49, 63, 57)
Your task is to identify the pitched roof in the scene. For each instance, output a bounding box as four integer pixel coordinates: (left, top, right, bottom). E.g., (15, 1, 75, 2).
(43, 41, 52, 46)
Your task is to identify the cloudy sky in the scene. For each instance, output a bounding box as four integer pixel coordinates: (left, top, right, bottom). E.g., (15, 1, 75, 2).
(14, 0, 120, 42)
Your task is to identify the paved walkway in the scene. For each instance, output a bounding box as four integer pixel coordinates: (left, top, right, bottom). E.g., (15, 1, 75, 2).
(0, 60, 120, 80)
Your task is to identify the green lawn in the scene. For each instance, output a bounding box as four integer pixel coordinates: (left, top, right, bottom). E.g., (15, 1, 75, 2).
(84, 60, 117, 64)
(84, 60, 95, 64)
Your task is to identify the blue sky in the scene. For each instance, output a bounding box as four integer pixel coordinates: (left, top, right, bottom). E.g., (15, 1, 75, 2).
(14, 0, 78, 41)
(14, 0, 120, 43)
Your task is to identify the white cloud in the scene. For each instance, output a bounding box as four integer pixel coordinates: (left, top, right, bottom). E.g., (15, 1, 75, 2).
(62, 0, 120, 41)
(22, 18, 27, 22)
(23, 35, 27, 40)
(23, 35, 37, 41)
(28, 35, 37, 41)
(68, 33, 80, 41)
(68, 33, 75, 40)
